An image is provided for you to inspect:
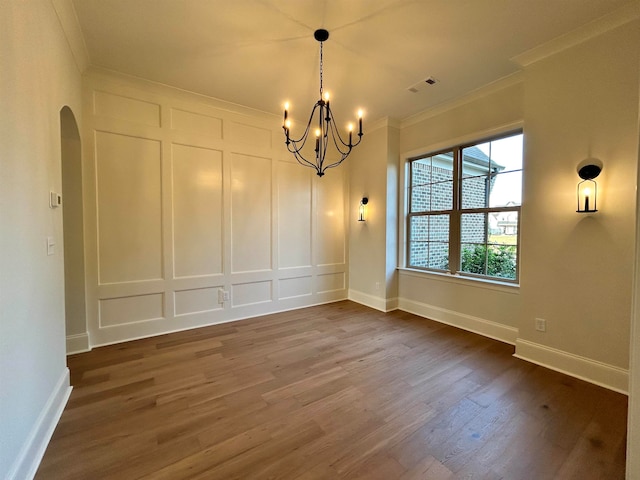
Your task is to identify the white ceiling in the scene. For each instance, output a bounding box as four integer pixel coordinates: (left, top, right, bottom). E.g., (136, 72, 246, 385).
(72, 0, 634, 124)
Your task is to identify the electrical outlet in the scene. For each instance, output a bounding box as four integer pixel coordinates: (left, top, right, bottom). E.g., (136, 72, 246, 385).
(375, 282, 380, 292)
(223, 290, 230, 302)
(535, 318, 546, 332)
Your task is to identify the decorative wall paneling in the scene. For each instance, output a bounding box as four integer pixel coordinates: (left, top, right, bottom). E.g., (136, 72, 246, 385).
(83, 72, 347, 347)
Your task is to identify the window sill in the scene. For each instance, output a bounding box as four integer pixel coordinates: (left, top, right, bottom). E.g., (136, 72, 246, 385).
(397, 267, 520, 294)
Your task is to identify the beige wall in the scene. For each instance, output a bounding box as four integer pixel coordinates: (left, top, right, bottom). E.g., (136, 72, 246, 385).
(2, 2, 639, 478)
(0, 1, 82, 477)
(400, 80, 525, 155)
(630, 100, 640, 477)
(396, 80, 524, 344)
(348, 121, 399, 311)
(61, 107, 86, 343)
(82, 70, 348, 347)
(388, 19, 640, 393)
(518, 19, 639, 383)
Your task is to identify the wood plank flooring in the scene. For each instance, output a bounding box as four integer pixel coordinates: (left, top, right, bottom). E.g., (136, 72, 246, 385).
(36, 301, 628, 479)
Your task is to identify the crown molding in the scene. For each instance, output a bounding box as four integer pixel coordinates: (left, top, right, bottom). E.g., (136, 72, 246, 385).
(511, 1, 640, 67)
(401, 72, 523, 128)
(368, 116, 402, 133)
(84, 66, 282, 121)
(51, 0, 90, 73)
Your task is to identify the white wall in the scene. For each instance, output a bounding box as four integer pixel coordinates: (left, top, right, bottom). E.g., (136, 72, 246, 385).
(0, 1, 81, 478)
(81, 70, 348, 347)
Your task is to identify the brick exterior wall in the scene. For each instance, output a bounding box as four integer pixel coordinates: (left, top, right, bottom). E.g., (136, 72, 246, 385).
(409, 157, 496, 270)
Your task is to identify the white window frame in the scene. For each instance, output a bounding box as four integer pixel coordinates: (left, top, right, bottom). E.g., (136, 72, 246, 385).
(399, 123, 523, 286)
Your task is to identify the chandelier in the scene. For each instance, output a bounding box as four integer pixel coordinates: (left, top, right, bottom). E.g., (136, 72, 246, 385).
(283, 29, 363, 177)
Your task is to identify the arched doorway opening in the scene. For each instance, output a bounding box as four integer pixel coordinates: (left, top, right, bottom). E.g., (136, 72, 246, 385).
(60, 106, 88, 354)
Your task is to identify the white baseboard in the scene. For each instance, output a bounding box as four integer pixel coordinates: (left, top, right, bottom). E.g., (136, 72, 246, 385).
(7, 368, 72, 480)
(66, 333, 90, 354)
(514, 339, 629, 394)
(348, 289, 398, 312)
(398, 297, 519, 345)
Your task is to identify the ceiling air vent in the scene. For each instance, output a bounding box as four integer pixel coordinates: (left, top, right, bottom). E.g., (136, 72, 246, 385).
(408, 76, 437, 93)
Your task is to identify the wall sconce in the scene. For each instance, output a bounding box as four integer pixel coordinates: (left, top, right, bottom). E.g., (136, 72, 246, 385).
(576, 160, 602, 213)
(358, 197, 368, 222)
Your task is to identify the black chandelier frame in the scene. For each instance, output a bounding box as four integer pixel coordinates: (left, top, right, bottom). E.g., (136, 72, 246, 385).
(283, 29, 363, 177)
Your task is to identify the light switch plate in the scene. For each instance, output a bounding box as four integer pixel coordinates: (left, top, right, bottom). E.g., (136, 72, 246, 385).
(50, 191, 62, 208)
(47, 236, 55, 255)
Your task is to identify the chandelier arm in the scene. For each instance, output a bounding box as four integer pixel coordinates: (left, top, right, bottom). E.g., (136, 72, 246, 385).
(293, 151, 322, 174)
(282, 28, 363, 177)
(323, 121, 350, 169)
(320, 148, 349, 171)
(321, 155, 349, 172)
(289, 134, 322, 172)
(325, 117, 353, 154)
(286, 103, 320, 144)
(320, 160, 346, 173)
(287, 134, 319, 171)
(331, 122, 350, 153)
(289, 145, 322, 173)
(284, 102, 326, 172)
(325, 104, 363, 150)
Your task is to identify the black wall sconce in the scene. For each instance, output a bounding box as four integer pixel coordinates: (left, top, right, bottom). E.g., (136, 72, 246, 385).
(358, 197, 368, 222)
(576, 160, 602, 213)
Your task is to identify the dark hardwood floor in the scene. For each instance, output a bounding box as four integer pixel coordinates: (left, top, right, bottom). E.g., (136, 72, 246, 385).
(36, 301, 628, 479)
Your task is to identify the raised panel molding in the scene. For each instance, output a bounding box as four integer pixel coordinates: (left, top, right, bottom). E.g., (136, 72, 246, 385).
(232, 280, 273, 307)
(229, 121, 272, 148)
(174, 287, 223, 316)
(279, 276, 313, 299)
(171, 143, 223, 278)
(317, 272, 345, 293)
(230, 153, 272, 273)
(94, 90, 161, 126)
(278, 162, 312, 268)
(95, 131, 163, 284)
(170, 108, 223, 138)
(84, 73, 347, 348)
(99, 293, 165, 327)
(315, 170, 346, 266)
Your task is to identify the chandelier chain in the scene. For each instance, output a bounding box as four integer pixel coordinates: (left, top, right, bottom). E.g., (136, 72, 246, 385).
(319, 41, 324, 97)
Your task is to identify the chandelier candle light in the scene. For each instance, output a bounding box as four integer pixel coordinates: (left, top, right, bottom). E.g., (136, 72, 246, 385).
(283, 29, 363, 177)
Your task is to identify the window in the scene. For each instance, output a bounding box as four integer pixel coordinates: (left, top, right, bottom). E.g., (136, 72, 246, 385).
(407, 131, 523, 282)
